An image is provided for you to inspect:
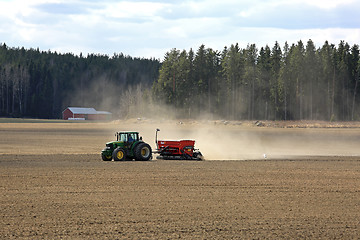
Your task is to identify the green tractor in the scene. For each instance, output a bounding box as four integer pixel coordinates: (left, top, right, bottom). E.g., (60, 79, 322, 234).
(101, 131, 152, 161)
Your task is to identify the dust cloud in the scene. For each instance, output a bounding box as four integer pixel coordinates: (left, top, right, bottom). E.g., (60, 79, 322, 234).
(191, 126, 360, 160)
(108, 120, 360, 160)
(66, 78, 360, 161)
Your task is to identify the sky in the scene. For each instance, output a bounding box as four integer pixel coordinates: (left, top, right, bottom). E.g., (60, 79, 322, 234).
(0, 0, 359, 60)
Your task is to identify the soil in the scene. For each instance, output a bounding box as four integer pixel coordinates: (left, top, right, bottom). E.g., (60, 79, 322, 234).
(1, 120, 360, 239)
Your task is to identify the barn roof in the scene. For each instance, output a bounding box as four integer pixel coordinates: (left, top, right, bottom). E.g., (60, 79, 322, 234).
(66, 107, 98, 114)
(63, 107, 112, 115)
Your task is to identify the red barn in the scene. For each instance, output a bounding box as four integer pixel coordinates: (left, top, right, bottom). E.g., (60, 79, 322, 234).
(62, 107, 112, 120)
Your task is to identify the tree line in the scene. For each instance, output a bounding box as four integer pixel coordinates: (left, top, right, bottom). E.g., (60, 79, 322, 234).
(0, 43, 160, 118)
(1, 40, 359, 121)
(153, 40, 360, 121)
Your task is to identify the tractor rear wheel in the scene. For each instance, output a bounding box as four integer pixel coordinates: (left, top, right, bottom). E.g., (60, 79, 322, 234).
(113, 147, 127, 161)
(134, 143, 152, 161)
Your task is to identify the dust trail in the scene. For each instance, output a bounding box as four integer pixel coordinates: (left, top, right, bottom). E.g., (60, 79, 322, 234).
(193, 126, 360, 160)
(119, 121, 360, 160)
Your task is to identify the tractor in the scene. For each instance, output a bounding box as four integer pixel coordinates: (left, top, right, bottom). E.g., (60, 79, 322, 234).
(101, 131, 152, 161)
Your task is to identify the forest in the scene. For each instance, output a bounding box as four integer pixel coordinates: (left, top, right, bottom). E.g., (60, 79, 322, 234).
(1, 40, 359, 120)
(154, 40, 360, 121)
(0, 43, 160, 119)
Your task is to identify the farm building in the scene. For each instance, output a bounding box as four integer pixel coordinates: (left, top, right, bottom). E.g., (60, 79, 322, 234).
(62, 107, 112, 120)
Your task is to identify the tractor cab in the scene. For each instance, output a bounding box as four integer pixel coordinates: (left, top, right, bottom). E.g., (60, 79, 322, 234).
(116, 132, 139, 143)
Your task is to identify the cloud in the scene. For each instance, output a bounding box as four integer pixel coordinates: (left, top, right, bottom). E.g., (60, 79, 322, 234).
(0, 0, 359, 59)
(299, 0, 356, 9)
(239, 2, 359, 29)
(98, 1, 168, 19)
(35, 2, 89, 15)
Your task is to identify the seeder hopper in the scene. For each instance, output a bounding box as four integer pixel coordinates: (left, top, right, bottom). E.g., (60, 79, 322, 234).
(153, 129, 204, 160)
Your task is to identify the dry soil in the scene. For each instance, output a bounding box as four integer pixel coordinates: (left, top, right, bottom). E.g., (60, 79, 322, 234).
(1, 120, 360, 239)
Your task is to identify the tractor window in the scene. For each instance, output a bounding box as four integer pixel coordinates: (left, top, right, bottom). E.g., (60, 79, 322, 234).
(128, 133, 138, 142)
(119, 133, 127, 142)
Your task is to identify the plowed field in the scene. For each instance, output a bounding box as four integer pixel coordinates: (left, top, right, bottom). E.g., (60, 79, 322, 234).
(1, 120, 359, 239)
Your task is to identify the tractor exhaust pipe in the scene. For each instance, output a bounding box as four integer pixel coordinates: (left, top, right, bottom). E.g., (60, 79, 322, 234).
(155, 128, 160, 149)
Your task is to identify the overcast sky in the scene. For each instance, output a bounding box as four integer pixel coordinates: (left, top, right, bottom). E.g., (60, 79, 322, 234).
(0, 0, 359, 60)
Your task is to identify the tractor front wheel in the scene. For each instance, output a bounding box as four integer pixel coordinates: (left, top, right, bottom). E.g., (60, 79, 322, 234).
(101, 153, 112, 161)
(113, 147, 127, 161)
(134, 143, 152, 161)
